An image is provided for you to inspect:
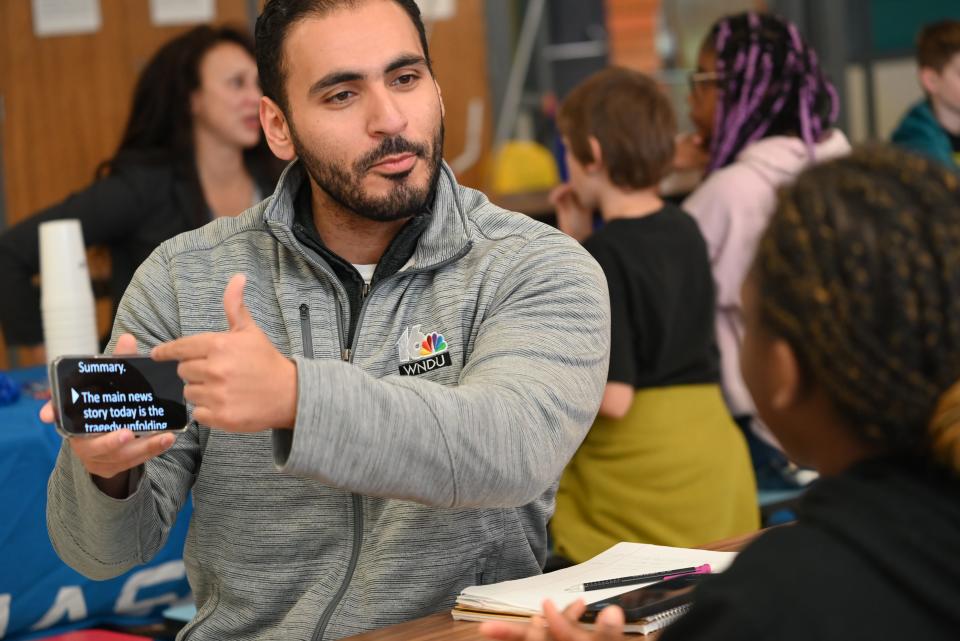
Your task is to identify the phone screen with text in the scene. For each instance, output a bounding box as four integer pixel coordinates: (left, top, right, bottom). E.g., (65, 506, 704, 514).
(51, 356, 187, 436)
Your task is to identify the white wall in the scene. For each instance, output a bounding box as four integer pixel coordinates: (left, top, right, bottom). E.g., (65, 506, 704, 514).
(845, 57, 925, 143)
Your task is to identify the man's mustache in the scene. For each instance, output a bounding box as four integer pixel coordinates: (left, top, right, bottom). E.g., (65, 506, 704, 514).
(357, 137, 429, 172)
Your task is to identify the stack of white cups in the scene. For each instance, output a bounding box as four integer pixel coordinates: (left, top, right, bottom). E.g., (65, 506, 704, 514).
(39, 219, 99, 362)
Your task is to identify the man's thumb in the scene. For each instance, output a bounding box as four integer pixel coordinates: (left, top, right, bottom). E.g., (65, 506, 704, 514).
(224, 273, 254, 331)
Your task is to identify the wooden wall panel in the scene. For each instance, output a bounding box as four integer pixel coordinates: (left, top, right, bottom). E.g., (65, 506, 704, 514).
(425, 0, 494, 190)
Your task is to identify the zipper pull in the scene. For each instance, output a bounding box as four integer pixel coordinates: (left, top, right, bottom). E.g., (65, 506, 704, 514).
(361, 282, 371, 299)
(341, 348, 351, 362)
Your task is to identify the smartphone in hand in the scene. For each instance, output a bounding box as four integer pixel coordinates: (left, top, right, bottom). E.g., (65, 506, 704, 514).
(49, 355, 188, 437)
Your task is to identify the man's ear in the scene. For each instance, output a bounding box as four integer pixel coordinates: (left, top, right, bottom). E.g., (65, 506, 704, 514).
(919, 67, 941, 96)
(768, 338, 802, 412)
(586, 136, 604, 174)
(260, 96, 296, 161)
(435, 79, 445, 119)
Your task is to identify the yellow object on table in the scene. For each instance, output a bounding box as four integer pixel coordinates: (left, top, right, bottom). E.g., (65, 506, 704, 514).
(491, 140, 560, 195)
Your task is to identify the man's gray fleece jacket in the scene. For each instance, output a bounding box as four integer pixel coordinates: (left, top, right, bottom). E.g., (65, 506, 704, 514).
(47, 161, 610, 641)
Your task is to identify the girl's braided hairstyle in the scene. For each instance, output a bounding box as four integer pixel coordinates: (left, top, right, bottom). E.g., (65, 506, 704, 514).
(754, 145, 960, 473)
(706, 12, 839, 173)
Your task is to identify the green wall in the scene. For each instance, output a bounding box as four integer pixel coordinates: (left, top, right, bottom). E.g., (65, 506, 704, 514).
(871, 0, 960, 53)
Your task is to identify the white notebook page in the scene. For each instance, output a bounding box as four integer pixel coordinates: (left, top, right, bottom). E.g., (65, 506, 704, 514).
(456, 542, 738, 616)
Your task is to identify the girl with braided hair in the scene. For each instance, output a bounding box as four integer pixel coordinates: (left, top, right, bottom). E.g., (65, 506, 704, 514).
(480, 145, 960, 641)
(681, 12, 851, 484)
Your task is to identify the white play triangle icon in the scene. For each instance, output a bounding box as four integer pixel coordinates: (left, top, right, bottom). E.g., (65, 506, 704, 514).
(71, 388, 80, 404)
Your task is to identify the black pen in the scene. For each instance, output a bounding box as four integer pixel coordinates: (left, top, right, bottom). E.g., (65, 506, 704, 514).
(564, 563, 712, 592)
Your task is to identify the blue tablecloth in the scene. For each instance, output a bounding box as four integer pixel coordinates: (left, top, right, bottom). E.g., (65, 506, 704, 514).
(0, 367, 191, 640)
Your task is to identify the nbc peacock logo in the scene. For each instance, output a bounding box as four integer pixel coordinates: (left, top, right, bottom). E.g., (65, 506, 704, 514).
(419, 332, 448, 357)
(397, 325, 452, 376)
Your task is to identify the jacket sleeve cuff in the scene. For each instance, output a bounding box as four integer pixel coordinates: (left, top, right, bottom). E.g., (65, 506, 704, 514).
(271, 356, 336, 477)
(48, 443, 152, 572)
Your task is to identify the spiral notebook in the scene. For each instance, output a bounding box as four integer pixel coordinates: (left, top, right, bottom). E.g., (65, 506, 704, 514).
(623, 604, 691, 635)
(451, 542, 737, 635)
(451, 603, 691, 635)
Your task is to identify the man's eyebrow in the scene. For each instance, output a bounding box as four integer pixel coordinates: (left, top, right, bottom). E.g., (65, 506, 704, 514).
(306, 55, 428, 98)
(384, 54, 428, 74)
(308, 71, 365, 97)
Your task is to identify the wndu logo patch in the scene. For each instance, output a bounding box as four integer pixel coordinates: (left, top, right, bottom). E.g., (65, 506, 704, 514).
(396, 325, 452, 376)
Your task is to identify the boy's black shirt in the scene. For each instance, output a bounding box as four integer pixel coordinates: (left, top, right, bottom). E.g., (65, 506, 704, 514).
(582, 203, 719, 388)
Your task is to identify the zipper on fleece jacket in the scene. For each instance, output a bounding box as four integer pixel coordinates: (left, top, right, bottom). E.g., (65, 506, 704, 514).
(299, 302, 364, 641)
(302, 242, 473, 641)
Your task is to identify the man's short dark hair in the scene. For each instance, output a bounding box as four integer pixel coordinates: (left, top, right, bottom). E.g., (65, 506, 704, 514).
(255, 0, 432, 112)
(558, 67, 676, 191)
(917, 20, 960, 72)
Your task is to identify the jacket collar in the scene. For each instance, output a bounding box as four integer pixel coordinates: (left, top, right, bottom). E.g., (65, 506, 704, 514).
(263, 159, 473, 271)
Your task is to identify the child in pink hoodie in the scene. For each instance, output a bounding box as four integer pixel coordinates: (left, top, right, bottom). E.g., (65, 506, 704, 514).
(682, 13, 851, 484)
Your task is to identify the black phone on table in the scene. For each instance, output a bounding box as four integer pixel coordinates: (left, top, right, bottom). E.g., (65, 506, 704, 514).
(579, 573, 707, 622)
(49, 355, 188, 437)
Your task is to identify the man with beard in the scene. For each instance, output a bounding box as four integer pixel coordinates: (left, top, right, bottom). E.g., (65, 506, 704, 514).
(43, 1, 610, 640)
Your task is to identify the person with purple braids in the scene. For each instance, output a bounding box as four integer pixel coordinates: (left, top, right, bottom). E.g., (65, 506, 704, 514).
(680, 12, 851, 486)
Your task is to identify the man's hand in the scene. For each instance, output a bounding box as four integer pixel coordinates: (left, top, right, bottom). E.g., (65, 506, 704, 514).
(152, 273, 298, 432)
(479, 600, 626, 641)
(39, 333, 176, 498)
(550, 184, 593, 243)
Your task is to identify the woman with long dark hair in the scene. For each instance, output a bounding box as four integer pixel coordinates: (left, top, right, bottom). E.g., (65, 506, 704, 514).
(0, 25, 281, 359)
